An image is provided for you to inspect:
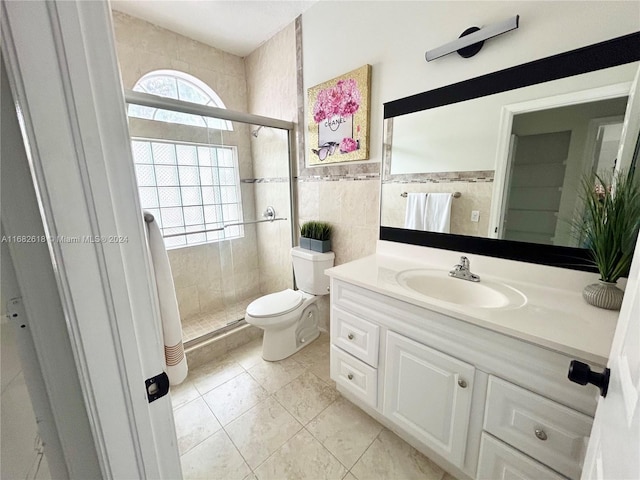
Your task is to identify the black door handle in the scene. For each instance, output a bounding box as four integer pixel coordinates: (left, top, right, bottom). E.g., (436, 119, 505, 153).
(568, 360, 610, 397)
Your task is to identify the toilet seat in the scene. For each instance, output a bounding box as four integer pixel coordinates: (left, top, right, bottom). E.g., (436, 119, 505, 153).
(246, 289, 303, 318)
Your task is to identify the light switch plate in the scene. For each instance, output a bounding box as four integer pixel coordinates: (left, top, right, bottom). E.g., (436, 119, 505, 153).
(471, 210, 480, 222)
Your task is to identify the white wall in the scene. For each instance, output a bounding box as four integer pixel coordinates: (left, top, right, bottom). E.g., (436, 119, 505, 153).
(303, 1, 639, 168)
(1, 239, 51, 479)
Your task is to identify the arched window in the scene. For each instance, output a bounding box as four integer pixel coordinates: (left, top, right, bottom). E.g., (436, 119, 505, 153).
(128, 70, 232, 131)
(128, 71, 243, 248)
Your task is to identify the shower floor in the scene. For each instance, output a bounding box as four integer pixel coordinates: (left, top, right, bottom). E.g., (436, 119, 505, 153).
(182, 297, 256, 344)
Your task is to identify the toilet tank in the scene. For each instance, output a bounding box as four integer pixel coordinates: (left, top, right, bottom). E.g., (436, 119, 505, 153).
(291, 247, 335, 295)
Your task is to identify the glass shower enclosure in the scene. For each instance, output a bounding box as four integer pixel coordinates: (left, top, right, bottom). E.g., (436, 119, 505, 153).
(125, 90, 295, 346)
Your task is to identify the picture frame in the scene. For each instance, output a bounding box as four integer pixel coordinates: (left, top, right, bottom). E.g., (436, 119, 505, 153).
(307, 64, 371, 165)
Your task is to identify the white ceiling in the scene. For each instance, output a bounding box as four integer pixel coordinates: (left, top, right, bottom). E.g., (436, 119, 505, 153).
(111, 0, 318, 57)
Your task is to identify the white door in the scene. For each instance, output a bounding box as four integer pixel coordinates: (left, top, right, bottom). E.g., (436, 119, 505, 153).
(1, 1, 182, 478)
(582, 234, 640, 480)
(497, 134, 518, 239)
(383, 331, 475, 467)
(581, 66, 640, 480)
(502, 131, 571, 245)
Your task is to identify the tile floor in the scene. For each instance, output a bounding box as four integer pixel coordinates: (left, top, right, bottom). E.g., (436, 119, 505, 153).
(171, 332, 458, 480)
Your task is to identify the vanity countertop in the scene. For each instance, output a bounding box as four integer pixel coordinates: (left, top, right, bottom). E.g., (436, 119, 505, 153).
(326, 253, 619, 366)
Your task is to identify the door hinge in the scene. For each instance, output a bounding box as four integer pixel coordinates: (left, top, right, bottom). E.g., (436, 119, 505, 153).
(145, 372, 170, 403)
(6, 297, 26, 328)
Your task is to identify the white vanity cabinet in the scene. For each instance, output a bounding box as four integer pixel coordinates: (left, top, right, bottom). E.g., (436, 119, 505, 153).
(329, 278, 600, 480)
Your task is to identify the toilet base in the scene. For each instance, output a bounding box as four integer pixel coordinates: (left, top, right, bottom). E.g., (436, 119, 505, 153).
(261, 303, 320, 361)
(262, 328, 320, 361)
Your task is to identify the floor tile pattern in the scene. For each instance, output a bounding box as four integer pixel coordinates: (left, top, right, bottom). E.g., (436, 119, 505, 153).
(174, 333, 455, 480)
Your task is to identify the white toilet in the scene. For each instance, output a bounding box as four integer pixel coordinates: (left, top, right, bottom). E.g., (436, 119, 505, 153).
(245, 247, 335, 361)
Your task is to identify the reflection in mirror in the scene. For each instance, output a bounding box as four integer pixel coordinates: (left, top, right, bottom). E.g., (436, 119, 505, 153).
(498, 97, 627, 246)
(381, 61, 639, 249)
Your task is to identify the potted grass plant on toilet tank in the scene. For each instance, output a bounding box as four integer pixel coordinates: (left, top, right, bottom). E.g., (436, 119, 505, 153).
(299, 221, 333, 253)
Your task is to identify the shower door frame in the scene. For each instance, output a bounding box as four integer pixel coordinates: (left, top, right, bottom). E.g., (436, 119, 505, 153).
(125, 90, 299, 341)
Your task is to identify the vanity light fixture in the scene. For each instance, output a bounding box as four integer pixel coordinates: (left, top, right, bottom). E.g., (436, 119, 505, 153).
(425, 15, 519, 62)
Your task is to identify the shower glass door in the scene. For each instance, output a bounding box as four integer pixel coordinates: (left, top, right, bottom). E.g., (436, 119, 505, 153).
(127, 100, 293, 344)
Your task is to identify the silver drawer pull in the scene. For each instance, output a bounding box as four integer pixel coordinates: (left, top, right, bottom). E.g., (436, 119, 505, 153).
(347, 373, 354, 380)
(534, 428, 548, 441)
(458, 379, 467, 388)
(347, 333, 354, 340)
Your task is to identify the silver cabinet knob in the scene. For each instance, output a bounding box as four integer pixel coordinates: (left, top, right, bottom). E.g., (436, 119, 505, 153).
(534, 428, 548, 441)
(458, 379, 467, 388)
(348, 333, 354, 340)
(347, 373, 354, 380)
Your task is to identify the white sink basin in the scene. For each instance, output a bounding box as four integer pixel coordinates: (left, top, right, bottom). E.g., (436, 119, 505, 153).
(396, 269, 526, 309)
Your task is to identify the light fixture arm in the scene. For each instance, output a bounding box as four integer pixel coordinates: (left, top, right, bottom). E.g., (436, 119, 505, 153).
(425, 15, 519, 62)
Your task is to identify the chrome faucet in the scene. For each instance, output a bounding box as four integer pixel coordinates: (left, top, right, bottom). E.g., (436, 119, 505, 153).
(449, 256, 480, 282)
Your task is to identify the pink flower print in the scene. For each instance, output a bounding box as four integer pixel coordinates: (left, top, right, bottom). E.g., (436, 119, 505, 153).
(312, 78, 362, 123)
(313, 88, 330, 123)
(339, 137, 358, 153)
(336, 79, 361, 116)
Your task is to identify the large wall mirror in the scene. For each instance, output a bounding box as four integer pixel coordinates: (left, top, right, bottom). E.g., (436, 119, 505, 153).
(381, 32, 640, 270)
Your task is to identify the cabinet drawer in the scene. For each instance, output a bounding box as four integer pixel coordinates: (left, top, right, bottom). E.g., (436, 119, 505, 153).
(484, 376, 592, 480)
(477, 433, 566, 480)
(331, 307, 379, 367)
(330, 345, 377, 408)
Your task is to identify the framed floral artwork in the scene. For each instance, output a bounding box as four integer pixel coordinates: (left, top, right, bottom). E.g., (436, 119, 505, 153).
(307, 65, 371, 165)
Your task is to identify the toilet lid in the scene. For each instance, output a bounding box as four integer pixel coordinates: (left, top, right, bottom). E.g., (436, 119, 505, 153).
(246, 289, 304, 318)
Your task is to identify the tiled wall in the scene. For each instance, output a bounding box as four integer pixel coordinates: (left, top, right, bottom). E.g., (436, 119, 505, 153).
(112, 11, 247, 112)
(297, 178, 380, 266)
(113, 12, 261, 323)
(380, 179, 494, 237)
(245, 24, 297, 295)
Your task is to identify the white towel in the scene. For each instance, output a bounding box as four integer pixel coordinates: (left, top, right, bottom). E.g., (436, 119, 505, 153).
(424, 193, 452, 233)
(404, 193, 427, 230)
(144, 212, 188, 385)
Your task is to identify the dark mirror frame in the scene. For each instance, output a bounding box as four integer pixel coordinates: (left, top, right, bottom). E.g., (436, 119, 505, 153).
(381, 32, 640, 272)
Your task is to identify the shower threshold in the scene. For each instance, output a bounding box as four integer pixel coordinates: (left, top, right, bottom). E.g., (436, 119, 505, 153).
(184, 318, 247, 349)
(181, 296, 256, 345)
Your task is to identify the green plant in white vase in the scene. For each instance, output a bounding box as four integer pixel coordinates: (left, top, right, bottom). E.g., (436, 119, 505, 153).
(576, 169, 640, 310)
(299, 221, 333, 253)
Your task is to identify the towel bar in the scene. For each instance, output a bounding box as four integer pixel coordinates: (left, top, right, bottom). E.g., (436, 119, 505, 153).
(401, 191, 461, 198)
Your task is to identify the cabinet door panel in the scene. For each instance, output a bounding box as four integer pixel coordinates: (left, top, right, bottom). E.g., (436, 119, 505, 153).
(383, 331, 475, 466)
